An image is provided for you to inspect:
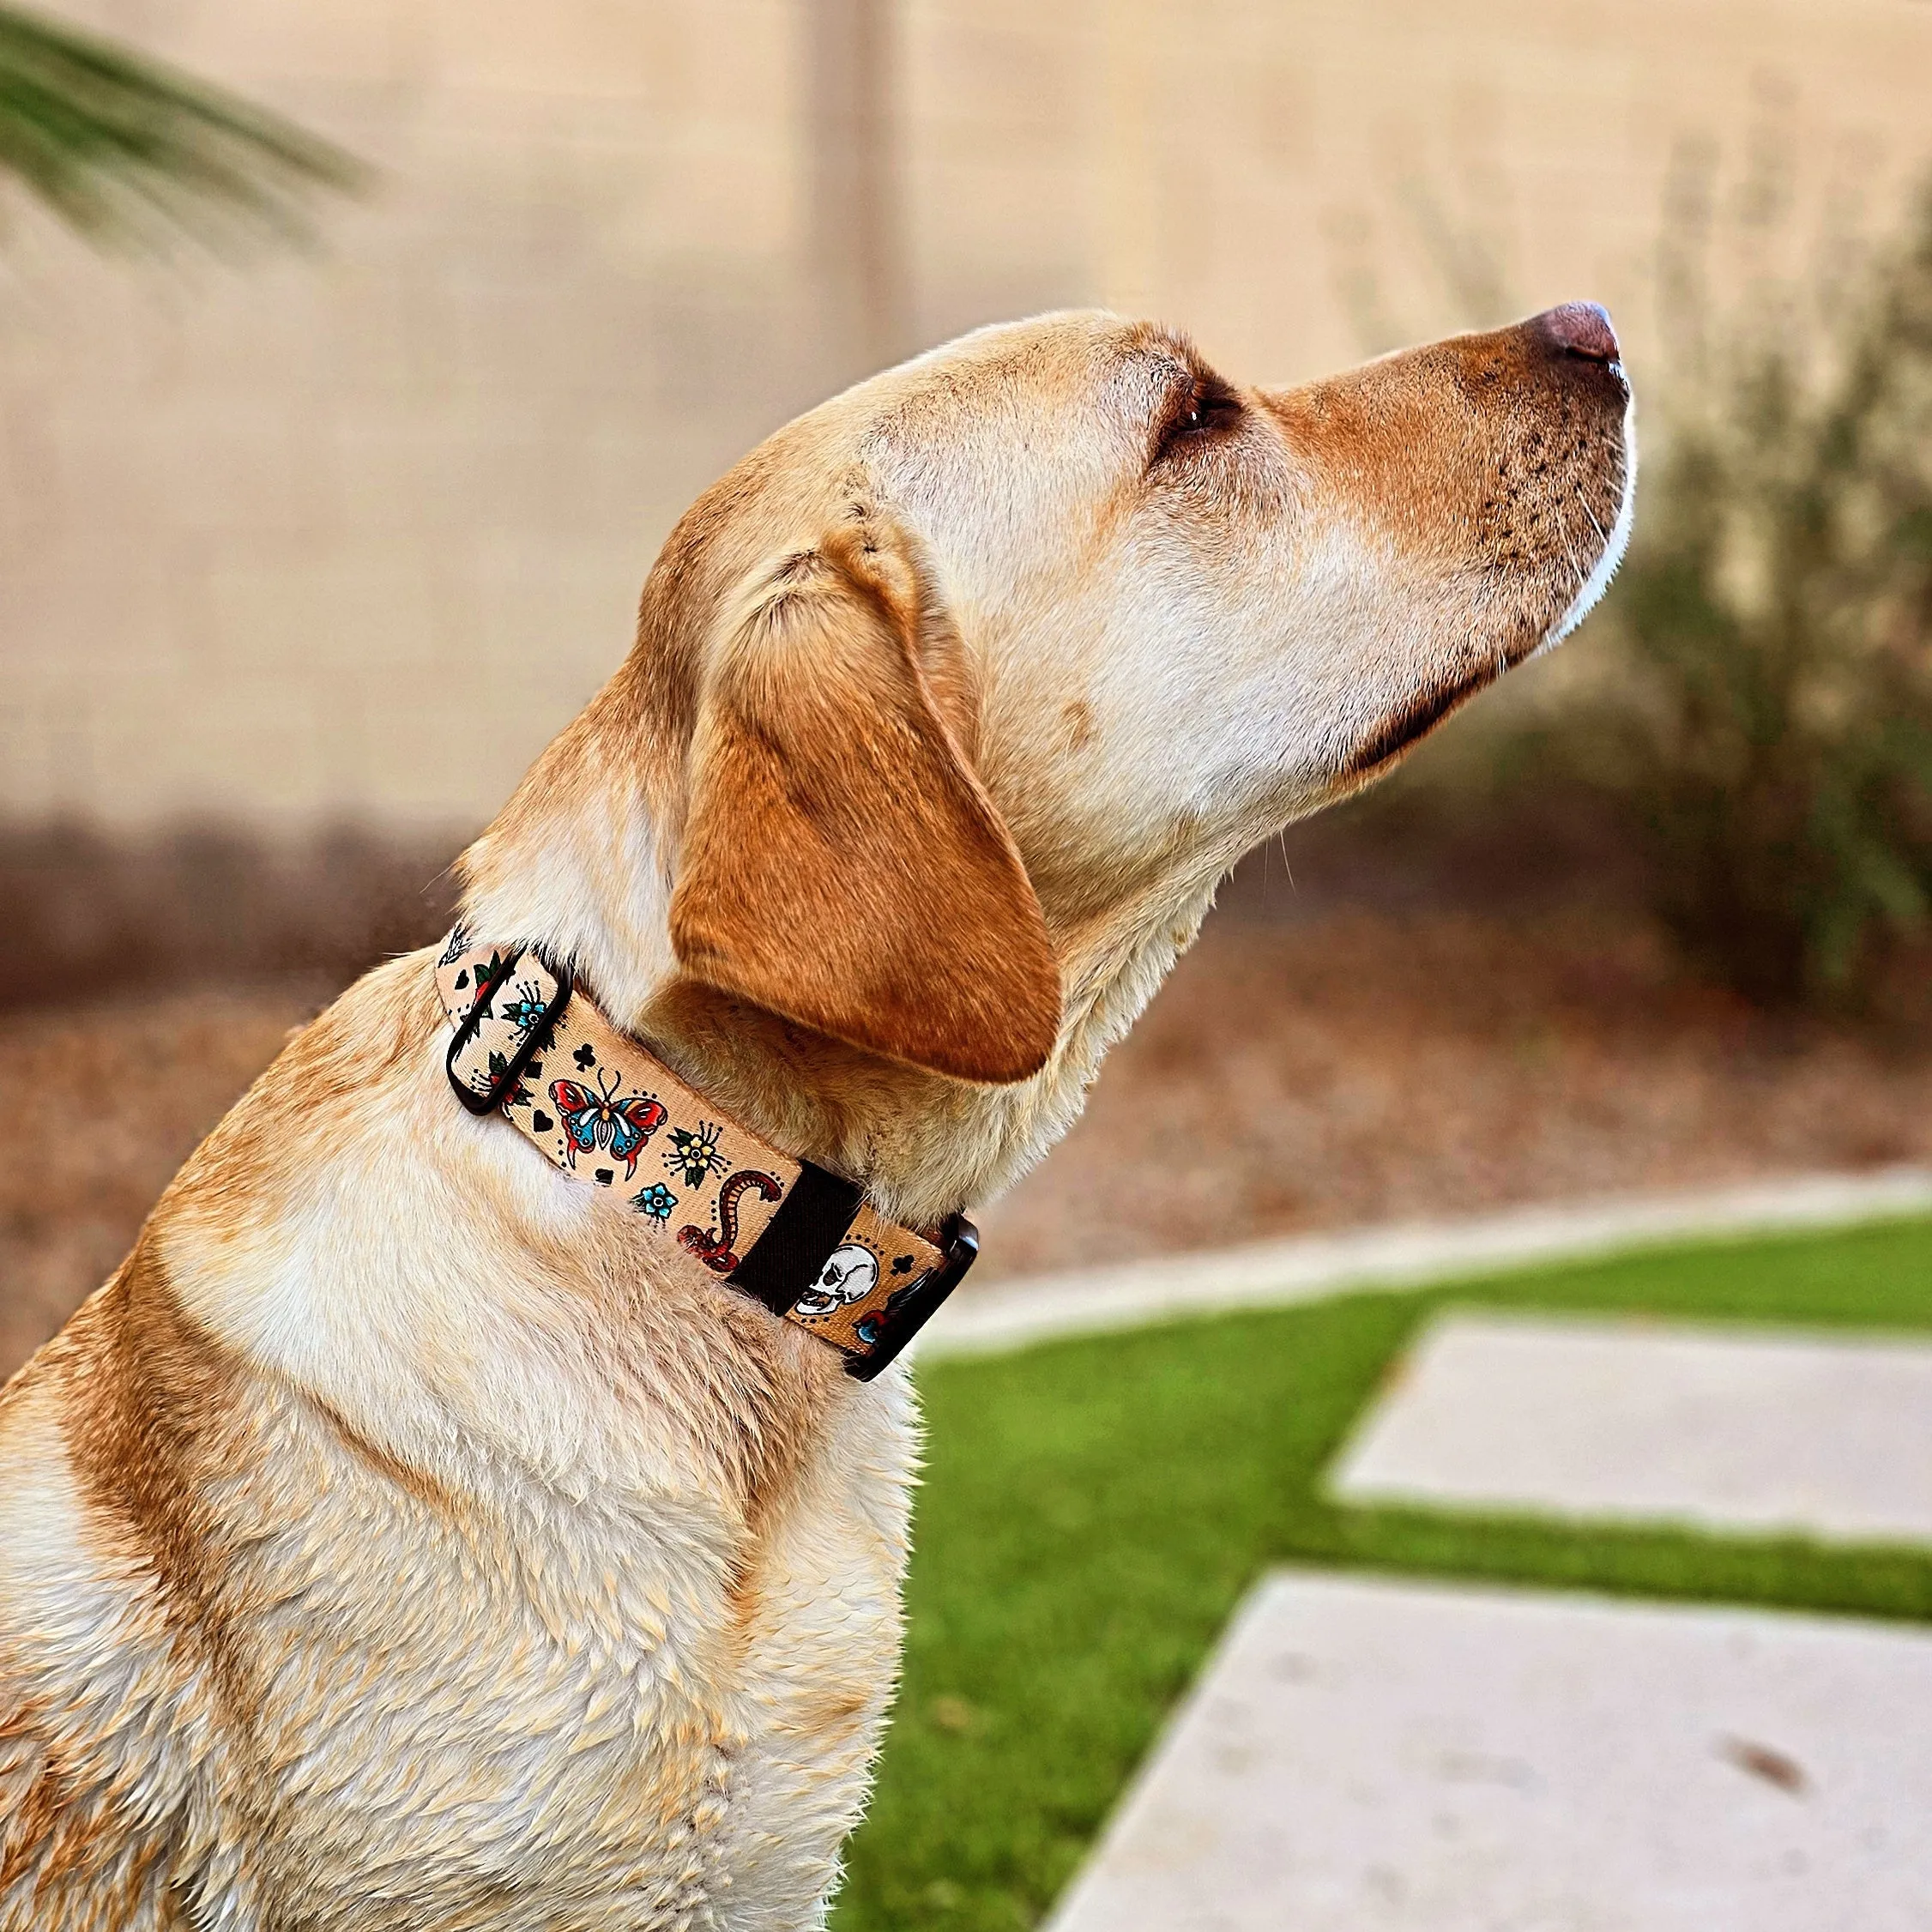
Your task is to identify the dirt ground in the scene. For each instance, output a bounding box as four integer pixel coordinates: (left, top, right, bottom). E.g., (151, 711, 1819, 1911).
(0, 983, 332, 1381)
(7, 903, 1931, 1383)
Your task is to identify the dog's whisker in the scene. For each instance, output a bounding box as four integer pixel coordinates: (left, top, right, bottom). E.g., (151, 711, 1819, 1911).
(1556, 510, 1587, 597)
(1577, 486, 1609, 551)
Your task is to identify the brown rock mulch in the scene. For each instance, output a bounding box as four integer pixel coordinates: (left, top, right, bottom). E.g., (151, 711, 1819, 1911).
(0, 985, 326, 1380)
(975, 906, 1932, 1277)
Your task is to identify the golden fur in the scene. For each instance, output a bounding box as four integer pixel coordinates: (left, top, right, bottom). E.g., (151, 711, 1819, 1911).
(0, 307, 1632, 1929)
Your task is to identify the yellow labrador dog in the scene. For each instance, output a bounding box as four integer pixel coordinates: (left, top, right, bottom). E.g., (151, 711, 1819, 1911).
(0, 304, 1632, 1929)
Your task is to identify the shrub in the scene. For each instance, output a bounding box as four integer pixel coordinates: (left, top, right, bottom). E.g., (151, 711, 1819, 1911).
(1591, 185, 1932, 1004)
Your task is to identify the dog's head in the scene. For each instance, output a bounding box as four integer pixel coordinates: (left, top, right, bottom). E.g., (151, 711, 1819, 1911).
(630, 305, 1633, 1085)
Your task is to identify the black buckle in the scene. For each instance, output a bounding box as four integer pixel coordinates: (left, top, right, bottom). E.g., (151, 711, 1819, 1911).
(845, 1213, 978, 1381)
(445, 946, 574, 1116)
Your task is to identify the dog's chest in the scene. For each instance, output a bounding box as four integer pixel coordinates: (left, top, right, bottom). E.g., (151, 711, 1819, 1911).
(233, 1374, 918, 1931)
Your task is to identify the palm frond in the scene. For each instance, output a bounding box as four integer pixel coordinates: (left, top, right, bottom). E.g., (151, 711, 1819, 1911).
(0, 3, 365, 251)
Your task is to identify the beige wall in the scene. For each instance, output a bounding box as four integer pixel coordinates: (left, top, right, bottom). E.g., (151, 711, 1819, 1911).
(4, 0, 1930, 833)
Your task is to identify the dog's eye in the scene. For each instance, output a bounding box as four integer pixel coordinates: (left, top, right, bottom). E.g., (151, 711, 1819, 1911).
(1155, 379, 1242, 462)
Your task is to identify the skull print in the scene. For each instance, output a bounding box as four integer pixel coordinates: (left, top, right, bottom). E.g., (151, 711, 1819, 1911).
(794, 1241, 880, 1319)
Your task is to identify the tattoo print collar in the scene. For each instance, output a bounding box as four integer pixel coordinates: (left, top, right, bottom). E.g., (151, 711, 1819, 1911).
(433, 927, 973, 1377)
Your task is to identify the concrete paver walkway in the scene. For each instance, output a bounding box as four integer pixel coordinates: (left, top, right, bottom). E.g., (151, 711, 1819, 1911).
(1048, 1572, 1932, 1932)
(1330, 1312, 1932, 1543)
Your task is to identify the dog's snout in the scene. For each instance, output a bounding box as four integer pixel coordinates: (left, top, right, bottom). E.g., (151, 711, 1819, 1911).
(1531, 301, 1621, 367)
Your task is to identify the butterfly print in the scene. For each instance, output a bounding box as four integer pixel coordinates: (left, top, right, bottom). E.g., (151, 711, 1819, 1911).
(548, 1071, 667, 1180)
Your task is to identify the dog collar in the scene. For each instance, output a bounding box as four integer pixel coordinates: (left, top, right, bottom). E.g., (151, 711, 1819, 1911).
(433, 927, 977, 1380)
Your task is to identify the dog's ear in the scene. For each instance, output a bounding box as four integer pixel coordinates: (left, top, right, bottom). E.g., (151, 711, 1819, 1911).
(668, 518, 1060, 1084)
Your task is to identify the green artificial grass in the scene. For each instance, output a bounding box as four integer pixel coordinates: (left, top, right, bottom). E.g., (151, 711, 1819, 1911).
(831, 1215, 1932, 1931)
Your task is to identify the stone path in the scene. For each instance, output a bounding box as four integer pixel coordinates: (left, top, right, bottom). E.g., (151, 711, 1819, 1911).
(1046, 1271, 1932, 1928)
(1048, 1571, 1932, 1932)
(929, 1168, 1932, 1359)
(1329, 1312, 1932, 1544)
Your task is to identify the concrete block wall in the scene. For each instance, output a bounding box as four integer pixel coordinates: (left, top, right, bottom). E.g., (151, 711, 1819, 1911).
(2, 0, 1928, 836)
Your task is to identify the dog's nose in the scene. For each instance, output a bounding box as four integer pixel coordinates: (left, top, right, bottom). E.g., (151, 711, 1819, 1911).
(1531, 301, 1620, 365)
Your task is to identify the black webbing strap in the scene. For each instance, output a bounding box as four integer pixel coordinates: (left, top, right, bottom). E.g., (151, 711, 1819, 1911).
(728, 1162, 865, 1315)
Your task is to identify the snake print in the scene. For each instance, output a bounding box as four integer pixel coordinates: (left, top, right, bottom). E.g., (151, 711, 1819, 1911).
(677, 1168, 783, 1274)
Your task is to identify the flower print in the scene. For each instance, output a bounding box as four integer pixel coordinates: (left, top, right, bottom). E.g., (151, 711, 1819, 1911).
(631, 1182, 677, 1222)
(499, 978, 552, 1032)
(665, 1122, 727, 1188)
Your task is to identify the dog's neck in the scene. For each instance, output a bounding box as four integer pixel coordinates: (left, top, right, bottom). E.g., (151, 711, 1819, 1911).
(457, 713, 1223, 1229)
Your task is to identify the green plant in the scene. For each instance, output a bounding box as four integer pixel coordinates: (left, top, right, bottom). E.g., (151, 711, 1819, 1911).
(1594, 186, 1932, 1003)
(0, 2, 362, 249)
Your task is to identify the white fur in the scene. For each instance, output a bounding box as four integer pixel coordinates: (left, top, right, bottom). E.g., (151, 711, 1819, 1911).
(1549, 379, 1638, 645)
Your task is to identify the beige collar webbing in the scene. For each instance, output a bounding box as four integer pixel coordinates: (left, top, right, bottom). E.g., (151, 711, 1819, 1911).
(434, 928, 976, 1379)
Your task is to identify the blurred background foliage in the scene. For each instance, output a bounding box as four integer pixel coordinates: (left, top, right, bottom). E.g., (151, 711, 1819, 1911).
(5, 0, 1931, 1020)
(1376, 150, 1932, 1015)
(1594, 179, 1932, 1007)
(6, 1, 1931, 1042)
(0, 1, 359, 249)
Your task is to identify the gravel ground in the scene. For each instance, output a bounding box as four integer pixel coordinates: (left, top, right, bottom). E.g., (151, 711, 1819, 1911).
(978, 908, 1932, 1278)
(6, 910, 1931, 1380)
